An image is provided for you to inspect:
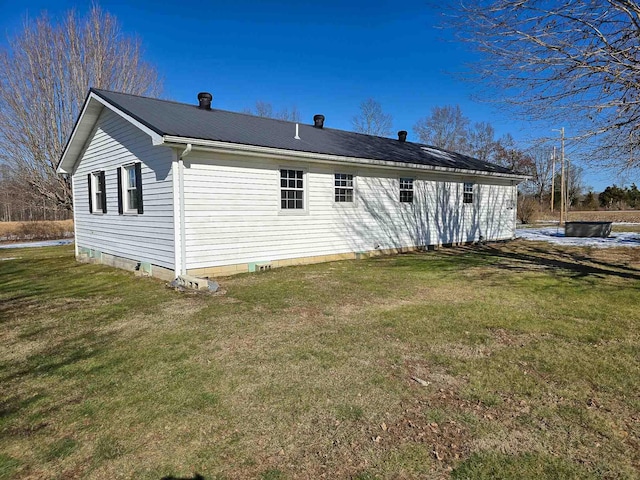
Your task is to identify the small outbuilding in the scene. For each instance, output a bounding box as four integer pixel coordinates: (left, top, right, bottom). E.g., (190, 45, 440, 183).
(57, 89, 527, 280)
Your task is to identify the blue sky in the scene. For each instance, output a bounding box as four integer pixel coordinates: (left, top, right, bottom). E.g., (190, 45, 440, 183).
(0, 0, 625, 190)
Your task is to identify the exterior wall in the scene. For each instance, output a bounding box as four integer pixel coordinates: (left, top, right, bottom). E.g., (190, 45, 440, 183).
(182, 152, 516, 272)
(72, 108, 175, 270)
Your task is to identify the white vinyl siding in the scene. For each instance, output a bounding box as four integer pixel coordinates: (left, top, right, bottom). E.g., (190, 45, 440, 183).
(72, 108, 175, 269)
(72, 110, 517, 274)
(182, 152, 517, 270)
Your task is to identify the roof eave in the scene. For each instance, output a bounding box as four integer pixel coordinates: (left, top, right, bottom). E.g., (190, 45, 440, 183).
(162, 135, 530, 182)
(57, 91, 165, 174)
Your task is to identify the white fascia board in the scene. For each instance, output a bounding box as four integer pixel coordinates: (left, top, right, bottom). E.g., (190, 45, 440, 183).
(162, 135, 530, 182)
(57, 96, 100, 174)
(57, 92, 164, 174)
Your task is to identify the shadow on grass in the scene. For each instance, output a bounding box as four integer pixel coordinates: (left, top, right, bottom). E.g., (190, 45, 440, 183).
(0, 247, 171, 440)
(366, 240, 640, 282)
(481, 242, 640, 281)
(0, 328, 120, 442)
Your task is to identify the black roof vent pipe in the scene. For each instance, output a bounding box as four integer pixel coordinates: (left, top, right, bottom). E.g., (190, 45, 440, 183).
(313, 114, 325, 128)
(197, 92, 212, 110)
(398, 130, 408, 142)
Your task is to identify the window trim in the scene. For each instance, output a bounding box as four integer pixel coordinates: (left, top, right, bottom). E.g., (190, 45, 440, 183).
(463, 182, 474, 204)
(89, 171, 106, 214)
(119, 162, 143, 215)
(278, 167, 308, 215)
(399, 177, 414, 204)
(334, 172, 356, 205)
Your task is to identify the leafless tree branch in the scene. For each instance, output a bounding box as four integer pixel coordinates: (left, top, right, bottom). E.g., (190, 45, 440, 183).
(0, 6, 162, 210)
(351, 98, 393, 137)
(442, 0, 640, 171)
(245, 101, 301, 122)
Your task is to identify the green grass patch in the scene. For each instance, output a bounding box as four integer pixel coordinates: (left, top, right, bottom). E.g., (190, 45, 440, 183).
(0, 454, 21, 480)
(44, 437, 78, 461)
(452, 451, 597, 479)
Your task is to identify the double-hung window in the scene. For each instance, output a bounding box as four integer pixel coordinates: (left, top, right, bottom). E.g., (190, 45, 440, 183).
(88, 171, 106, 213)
(463, 182, 474, 204)
(117, 163, 143, 214)
(400, 178, 414, 203)
(334, 173, 354, 203)
(280, 169, 304, 210)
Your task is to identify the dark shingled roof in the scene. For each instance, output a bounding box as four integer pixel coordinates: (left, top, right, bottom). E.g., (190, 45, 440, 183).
(91, 88, 516, 176)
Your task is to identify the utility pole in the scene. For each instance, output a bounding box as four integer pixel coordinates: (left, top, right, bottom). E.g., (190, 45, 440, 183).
(565, 154, 571, 218)
(552, 127, 566, 224)
(561, 127, 566, 223)
(550, 147, 556, 213)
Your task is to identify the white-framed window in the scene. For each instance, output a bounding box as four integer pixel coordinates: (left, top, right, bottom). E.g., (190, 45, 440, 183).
(400, 178, 414, 203)
(118, 163, 143, 214)
(280, 169, 305, 210)
(124, 164, 139, 213)
(334, 173, 354, 203)
(88, 171, 106, 214)
(463, 182, 474, 204)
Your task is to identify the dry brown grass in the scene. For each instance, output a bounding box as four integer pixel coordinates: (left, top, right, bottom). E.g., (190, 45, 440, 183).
(568, 210, 640, 223)
(537, 210, 640, 223)
(0, 220, 73, 242)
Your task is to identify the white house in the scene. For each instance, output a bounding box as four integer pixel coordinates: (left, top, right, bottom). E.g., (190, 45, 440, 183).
(57, 89, 527, 280)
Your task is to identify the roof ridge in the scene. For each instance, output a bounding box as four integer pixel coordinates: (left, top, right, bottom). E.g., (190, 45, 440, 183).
(91, 87, 313, 129)
(86, 89, 518, 176)
(90, 88, 425, 144)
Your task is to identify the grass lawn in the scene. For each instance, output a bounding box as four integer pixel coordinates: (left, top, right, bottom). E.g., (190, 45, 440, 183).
(1, 242, 639, 479)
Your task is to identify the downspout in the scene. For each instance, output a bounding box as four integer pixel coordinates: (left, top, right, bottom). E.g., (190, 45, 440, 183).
(70, 175, 79, 257)
(178, 144, 192, 275)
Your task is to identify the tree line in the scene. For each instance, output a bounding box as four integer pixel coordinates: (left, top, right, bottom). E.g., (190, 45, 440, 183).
(1, 3, 638, 219)
(0, 6, 160, 220)
(596, 184, 640, 210)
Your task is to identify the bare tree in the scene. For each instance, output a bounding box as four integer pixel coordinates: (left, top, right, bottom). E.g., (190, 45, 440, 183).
(245, 101, 301, 122)
(352, 98, 393, 137)
(252, 101, 274, 118)
(526, 146, 555, 203)
(443, 0, 640, 171)
(413, 105, 470, 151)
(0, 6, 161, 210)
(467, 121, 498, 162)
(493, 134, 535, 176)
(551, 164, 584, 209)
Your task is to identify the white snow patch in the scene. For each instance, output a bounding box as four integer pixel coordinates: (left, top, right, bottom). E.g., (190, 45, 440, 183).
(421, 146, 456, 161)
(0, 239, 73, 249)
(517, 227, 640, 248)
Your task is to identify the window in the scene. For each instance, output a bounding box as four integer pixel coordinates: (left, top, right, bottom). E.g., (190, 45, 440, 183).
(400, 178, 414, 203)
(88, 171, 106, 213)
(280, 169, 304, 209)
(117, 163, 143, 214)
(463, 182, 474, 204)
(334, 173, 354, 203)
(124, 165, 138, 211)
